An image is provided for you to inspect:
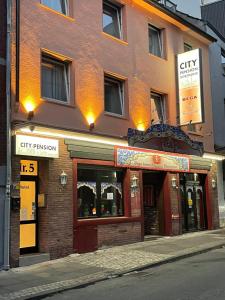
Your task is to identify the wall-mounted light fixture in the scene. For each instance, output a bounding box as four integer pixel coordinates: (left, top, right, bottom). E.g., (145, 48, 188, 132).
(24, 101, 35, 120)
(131, 174, 139, 194)
(212, 178, 217, 189)
(194, 173, 198, 182)
(87, 114, 95, 131)
(60, 171, 68, 187)
(171, 176, 177, 189)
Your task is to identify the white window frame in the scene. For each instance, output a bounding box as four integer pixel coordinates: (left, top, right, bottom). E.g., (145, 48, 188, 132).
(41, 0, 69, 15)
(103, 0, 123, 39)
(104, 76, 124, 116)
(149, 24, 163, 58)
(41, 55, 70, 103)
(150, 92, 166, 124)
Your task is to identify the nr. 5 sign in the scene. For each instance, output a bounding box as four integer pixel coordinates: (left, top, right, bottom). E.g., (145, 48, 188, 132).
(20, 160, 38, 176)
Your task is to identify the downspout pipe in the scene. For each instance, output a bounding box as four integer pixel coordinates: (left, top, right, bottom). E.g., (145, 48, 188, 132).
(3, 0, 12, 270)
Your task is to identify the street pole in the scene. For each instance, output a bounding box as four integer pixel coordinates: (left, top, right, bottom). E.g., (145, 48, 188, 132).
(3, 0, 12, 270)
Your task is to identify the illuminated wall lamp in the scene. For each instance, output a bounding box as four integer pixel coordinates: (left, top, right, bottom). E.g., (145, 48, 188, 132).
(60, 171, 68, 187)
(131, 175, 139, 193)
(211, 178, 217, 189)
(171, 176, 178, 189)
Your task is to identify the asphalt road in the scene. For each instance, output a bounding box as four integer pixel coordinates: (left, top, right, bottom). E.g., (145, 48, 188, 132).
(43, 247, 225, 300)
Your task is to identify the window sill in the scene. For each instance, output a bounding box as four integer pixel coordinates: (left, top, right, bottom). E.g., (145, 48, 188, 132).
(76, 216, 142, 226)
(102, 32, 128, 46)
(38, 4, 75, 22)
(187, 131, 204, 137)
(41, 97, 76, 108)
(104, 111, 128, 120)
(148, 53, 167, 61)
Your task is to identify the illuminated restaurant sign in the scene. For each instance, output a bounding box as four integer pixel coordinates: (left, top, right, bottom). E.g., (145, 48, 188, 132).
(115, 146, 190, 172)
(16, 135, 59, 158)
(177, 48, 204, 126)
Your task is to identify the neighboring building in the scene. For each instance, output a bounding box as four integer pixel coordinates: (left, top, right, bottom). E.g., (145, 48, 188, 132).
(0, 0, 7, 269)
(166, 0, 225, 226)
(170, 0, 202, 18)
(10, 0, 219, 267)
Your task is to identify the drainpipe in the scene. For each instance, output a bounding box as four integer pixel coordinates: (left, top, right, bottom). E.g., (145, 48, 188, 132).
(3, 0, 12, 270)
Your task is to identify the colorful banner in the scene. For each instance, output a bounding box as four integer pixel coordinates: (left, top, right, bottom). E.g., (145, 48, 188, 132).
(177, 49, 203, 125)
(115, 146, 189, 172)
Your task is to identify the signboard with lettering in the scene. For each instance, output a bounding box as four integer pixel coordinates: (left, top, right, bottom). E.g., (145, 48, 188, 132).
(16, 135, 59, 158)
(177, 48, 204, 125)
(20, 160, 38, 176)
(115, 146, 190, 172)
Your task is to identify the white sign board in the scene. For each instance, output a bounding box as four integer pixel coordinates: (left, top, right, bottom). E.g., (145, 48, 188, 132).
(16, 135, 59, 158)
(177, 48, 204, 125)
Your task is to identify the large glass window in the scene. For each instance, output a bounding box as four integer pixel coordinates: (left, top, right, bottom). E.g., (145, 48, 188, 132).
(104, 75, 124, 115)
(150, 92, 166, 124)
(41, 0, 68, 15)
(41, 55, 69, 102)
(103, 0, 122, 39)
(149, 25, 163, 58)
(77, 166, 124, 218)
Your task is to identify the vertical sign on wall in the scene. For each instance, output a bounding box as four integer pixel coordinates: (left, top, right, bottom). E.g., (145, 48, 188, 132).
(177, 48, 204, 126)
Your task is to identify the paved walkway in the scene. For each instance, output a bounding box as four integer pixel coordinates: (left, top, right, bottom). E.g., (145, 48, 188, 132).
(1, 229, 225, 300)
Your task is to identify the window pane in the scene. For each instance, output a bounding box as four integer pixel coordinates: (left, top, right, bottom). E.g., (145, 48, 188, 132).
(41, 0, 67, 14)
(151, 93, 164, 124)
(149, 26, 162, 57)
(103, 2, 121, 39)
(105, 78, 123, 115)
(77, 167, 124, 218)
(41, 57, 68, 102)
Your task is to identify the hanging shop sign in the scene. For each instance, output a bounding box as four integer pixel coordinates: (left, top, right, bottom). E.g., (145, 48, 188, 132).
(115, 146, 190, 172)
(20, 160, 38, 176)
(16, 135, 59, 158)
(177, 48, 204, 126)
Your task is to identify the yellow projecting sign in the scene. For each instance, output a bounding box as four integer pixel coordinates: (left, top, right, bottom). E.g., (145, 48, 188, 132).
(20, 160, 38, 176)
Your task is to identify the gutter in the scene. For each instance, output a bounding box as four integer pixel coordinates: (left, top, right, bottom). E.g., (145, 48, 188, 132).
(3, 0, 12, 270)
(144, 0, 217, 43)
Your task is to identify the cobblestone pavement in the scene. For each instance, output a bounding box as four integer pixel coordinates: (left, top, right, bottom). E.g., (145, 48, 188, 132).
(0, 230, 225, 300)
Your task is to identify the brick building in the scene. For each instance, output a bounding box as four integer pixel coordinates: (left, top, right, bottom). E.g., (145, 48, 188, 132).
(10, 0, 220, 267)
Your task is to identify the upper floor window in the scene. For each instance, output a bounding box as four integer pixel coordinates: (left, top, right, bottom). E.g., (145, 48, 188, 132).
(184, 43, 192, 52)
(104, 75, 124, 116)
(41, 54, 69, 103)
(149, 25, 163, 58)
(150, 92, 166, 124)
(103, 0, 122, 39)
(41, 0, 68, 15)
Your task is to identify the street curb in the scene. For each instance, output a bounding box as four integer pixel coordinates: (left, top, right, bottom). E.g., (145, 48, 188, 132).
(27, 242, 225, 300)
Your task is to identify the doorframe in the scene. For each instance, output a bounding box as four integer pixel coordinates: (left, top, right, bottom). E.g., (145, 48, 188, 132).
(20, 175, 39, 255)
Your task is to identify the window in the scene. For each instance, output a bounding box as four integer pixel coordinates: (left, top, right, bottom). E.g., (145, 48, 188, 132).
(103, 0, 122, 39)
(77, 166, 124, 218)
(150, 92, 166, 124)
(41, 55, 69, 102)
(184, 43, 192, 52)
(104, 75, 124, 115)
(41, 0, 68, 15)
(149, 25, 163, 57)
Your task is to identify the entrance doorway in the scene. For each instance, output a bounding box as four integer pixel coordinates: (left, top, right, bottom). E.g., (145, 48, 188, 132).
(143, 171, 165, 235)
(20, 160, 38, 254)
(180, 173, 207, 233)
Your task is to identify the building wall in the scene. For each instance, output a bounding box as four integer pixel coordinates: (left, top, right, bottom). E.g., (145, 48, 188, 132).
(11, 0, 215, 153)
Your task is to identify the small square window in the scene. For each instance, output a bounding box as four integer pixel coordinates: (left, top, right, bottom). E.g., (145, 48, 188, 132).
(184, 43, 192, 52)
(103, 0, 122, 39)
(149, 25, 163, 58)
(41, 0, 68, 15)
(41, 55, 69, 102)
(150, 92, 166, 124)
(104, 76, 124, 116)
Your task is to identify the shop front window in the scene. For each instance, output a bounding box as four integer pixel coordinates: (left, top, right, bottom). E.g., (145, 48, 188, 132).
(77, 166, 124, 218)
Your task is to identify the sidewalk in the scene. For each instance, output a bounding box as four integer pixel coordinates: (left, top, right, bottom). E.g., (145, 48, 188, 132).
(1, 229, 225, 300)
